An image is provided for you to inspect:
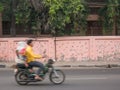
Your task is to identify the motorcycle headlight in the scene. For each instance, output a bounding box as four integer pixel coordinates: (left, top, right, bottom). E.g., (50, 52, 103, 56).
(48, 59, 54, 64)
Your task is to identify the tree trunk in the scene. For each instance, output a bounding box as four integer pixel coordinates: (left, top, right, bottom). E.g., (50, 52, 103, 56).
(30, 0, 43, 11)
(0, 13, 2, 37)
(10, 0, 16, 37)
(112, 16, 117, 35)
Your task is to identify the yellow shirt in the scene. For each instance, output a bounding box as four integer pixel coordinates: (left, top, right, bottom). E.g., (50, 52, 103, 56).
(25, 46, 42, 63)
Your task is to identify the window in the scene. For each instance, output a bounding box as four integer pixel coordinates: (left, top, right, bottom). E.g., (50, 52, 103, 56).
(89, 7, 100, 14)
(86, 21, 103, 36)
(86, 0, 105, 3)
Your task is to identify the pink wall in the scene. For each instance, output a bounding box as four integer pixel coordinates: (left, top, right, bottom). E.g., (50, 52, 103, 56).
(0, 36, 120, 62)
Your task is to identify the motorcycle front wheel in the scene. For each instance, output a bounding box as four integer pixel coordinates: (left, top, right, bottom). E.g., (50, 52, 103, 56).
(49, 69, 65, 85)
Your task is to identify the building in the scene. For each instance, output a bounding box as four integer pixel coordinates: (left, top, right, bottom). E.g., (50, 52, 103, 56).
(86, 0, 105, 36)
(0, 0, 119, 37)
(86, 0, 120, 36)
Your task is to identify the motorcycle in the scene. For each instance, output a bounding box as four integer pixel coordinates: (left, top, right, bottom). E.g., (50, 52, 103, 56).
(15, 59, 65, 85)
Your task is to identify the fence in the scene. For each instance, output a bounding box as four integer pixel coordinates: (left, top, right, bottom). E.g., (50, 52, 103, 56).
(0, 36, 120, 62)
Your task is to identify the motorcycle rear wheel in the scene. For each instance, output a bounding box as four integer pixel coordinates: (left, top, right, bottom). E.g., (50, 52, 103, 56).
(15, 71, 29, 85)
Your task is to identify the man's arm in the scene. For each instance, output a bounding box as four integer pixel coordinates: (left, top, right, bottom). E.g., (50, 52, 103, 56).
(28, 48, 42, 59)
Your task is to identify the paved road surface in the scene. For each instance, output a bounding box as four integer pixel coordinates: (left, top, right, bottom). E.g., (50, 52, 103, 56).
(0, 68, 120, 90)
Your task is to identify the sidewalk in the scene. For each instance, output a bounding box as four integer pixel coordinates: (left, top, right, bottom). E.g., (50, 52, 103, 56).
(0, 60, 120, 69)
(54, 60, 120, 68)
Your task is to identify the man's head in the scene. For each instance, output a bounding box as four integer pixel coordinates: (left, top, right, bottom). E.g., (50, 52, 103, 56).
(27, 39, 34, 47)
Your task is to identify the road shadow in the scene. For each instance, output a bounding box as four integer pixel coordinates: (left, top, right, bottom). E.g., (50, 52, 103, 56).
(15, 82, 69, 87)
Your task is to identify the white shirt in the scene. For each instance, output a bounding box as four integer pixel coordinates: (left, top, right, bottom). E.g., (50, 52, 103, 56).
(15, 41, 26, 63)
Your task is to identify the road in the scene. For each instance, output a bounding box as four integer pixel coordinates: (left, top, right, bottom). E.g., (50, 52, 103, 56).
(0, 68, 120, 90)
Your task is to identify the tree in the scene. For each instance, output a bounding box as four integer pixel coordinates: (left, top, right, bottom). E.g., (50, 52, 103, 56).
(15, 0, 50, 36)
(15, 0, 32, 33)
(16, 0, 88, 36)
(10, 0, 17, 36)
(1, 0, 88, 36)
(0, 0, 34, 36)
(44, 0, 88, 36)
(99, 0, 120, 35)
(30, 0, 50, 35)
(0, 0, 17, 36)
(0, 2, 3, 12)
(0, 2, 3, 37)
(0, 0, 12, 21)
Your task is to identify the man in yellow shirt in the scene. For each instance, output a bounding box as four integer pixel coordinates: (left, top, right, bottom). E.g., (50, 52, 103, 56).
(25, 39, 45, 80)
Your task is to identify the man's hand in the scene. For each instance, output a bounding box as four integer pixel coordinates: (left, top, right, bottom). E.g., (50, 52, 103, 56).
(42, 54, 48, 58)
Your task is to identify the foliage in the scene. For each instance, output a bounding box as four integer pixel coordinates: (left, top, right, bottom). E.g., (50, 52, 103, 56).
(0, 0, 88, 36)
(15, 0, 88, 36)
(99, 0, 120, 32)
(44, 0, 88, 35)
(15, 0, 50, 34)
(15, 0, 31, 25)
(0, 0, 12, 21)
(0, 2, 3, 12)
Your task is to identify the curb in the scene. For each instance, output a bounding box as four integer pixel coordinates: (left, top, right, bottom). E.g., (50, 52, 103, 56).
(55, 64, 120, 68)
(1, 64, 120, 69)
(0, 65, 6, 68)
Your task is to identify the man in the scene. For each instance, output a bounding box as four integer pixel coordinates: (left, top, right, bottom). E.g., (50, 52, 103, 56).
(25, 39, 45, 80)
(14, 41, 27, 74)
(16, 41, 27, 62)
(15, 41, 33, 73)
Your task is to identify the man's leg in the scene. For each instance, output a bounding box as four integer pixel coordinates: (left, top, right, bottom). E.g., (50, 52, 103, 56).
(29, 61, 45, 75)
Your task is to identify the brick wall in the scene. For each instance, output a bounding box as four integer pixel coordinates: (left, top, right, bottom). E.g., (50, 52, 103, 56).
(0, 36, 120, 62)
